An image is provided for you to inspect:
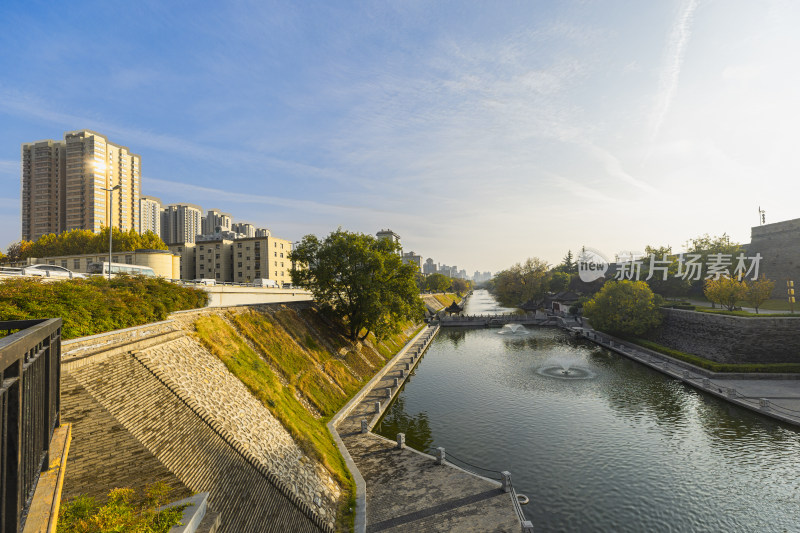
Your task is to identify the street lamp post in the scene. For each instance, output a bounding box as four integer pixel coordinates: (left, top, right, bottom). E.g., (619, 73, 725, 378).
(100, 184, 121, 280)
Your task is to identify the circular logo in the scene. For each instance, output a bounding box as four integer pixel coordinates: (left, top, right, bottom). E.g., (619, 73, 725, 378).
(577, 248, 609, 282)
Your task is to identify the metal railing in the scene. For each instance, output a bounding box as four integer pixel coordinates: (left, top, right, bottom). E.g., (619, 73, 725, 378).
(0, 318, 62, 532)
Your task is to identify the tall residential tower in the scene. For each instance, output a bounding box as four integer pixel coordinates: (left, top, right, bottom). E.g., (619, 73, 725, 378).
(21, 130, 141, 241)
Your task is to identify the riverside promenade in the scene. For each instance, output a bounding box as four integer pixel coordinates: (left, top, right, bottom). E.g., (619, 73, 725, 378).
(579, 328, 800, 427)
(329, 324, 523, 533)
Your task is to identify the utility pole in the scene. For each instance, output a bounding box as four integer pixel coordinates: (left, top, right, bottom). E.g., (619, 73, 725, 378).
(100, 184, 121, 280)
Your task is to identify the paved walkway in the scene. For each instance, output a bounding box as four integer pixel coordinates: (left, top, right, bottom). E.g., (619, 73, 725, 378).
(581, 329, 800, 427)
(336, 325, 522, 533)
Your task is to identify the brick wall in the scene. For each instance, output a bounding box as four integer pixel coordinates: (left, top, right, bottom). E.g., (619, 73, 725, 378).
(61, 350, 328, 532)
(649, 308, 800, 364)
(747, 218, 800, 297)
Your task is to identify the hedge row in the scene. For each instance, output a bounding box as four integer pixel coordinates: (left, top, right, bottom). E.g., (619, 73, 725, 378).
(0, 276, 208, 339)
(631, 338, 800, 374)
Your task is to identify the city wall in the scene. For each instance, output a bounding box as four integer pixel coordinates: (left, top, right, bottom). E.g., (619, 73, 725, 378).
(747, 217, 800, 297)
(648, 308, 800, 364)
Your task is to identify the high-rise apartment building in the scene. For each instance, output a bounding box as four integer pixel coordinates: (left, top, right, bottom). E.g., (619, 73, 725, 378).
(202, 209, 232, 235)
(64, 130, 140, 234)
(402, 251, 422, 271)
(231, 222, 256, 238)
(162, 203, 202, 245)
(21, 140, 66, 241)
(139, 196, 162, 235)
(21, 130, 141, 241)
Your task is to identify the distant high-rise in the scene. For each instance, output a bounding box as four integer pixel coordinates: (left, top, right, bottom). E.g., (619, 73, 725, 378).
(202, 209, 232, 235)
(402, 251, 422, 271)
(21, 130, 141, 241)
(376, 229, 401, 245)
(162, 203, 202, 245)
(139, 196, 162, 235)
(231, 222, 256, 238)
(423, 258, 437, 275)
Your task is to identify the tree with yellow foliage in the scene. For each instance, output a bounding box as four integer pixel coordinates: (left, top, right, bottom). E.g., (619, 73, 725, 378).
(704, 276, 747, 311)
(745, 275, 775, 314)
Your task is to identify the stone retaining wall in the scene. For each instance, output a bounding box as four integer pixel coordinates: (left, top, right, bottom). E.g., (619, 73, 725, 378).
(136, 335, 340, 521)
(62, 349, 328, 533)
(649, 308, 800, 364)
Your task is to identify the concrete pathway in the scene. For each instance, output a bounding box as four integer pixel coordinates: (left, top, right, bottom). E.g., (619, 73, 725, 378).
(335, 325, 523, 533)
(581, 329, 800, 427)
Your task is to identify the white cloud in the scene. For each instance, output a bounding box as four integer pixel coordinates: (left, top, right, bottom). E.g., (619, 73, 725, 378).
(648, 0, 698, 147)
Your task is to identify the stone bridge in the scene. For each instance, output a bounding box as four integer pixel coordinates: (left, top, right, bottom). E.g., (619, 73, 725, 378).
(438, 312, 556, 327)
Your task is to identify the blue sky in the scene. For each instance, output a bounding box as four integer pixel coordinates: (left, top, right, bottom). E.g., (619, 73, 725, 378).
(1, 0, 799, 273)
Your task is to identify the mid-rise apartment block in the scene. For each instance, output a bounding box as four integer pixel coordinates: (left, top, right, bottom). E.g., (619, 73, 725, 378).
(21, 130, 140, 241)
(139, 196, 162, 235)
(171, 235, 292, 283)
(161, 203, 202, 245)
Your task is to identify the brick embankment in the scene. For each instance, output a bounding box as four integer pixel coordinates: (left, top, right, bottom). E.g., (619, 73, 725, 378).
(137, 335, 341, 519)
(62, 348, 329, 533)
(335, 325, 521, 532)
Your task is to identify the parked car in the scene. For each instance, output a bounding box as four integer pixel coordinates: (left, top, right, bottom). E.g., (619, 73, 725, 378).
(21, 264, 84, 279)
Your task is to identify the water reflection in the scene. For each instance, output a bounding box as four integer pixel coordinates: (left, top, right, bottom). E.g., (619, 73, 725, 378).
(378, 300, 800, 532)
(440, 328, 468, 348)
(376, 395, 434, 452)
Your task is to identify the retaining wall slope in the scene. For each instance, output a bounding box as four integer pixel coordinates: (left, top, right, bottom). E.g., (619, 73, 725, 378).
(62, 338, 330, 532)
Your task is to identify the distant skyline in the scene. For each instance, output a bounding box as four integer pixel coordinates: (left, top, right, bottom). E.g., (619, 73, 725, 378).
(2, 1, 799, 273)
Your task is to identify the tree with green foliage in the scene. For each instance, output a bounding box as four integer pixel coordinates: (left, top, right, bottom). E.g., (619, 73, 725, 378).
(424, 273, 451, 293)
(492, 257, 550, 307)
(4, 240, 32, 263)
(745, 275, 775, 314)
(554, 250, 577, 273)
(450, 277, 468, 295)
(583, 280, 662, 336)
(704, 276, 747, 311)
(548, 271, 571, 292)
(682, 233, 743, 294)
(639, 244, 691, 297)
(290, 229, 424, 341)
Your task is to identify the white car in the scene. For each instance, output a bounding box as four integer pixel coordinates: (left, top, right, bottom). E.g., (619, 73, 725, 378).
(22, 264, 85, 279)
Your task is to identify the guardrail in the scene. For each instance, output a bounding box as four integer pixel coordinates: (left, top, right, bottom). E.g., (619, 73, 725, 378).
(0, 318, 62, 532)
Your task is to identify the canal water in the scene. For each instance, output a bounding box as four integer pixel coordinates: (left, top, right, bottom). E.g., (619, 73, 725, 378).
(376, 290, 800, 532)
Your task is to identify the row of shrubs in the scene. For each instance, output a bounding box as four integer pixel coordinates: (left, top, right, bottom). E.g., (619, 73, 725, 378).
(0, 276, 208, 339)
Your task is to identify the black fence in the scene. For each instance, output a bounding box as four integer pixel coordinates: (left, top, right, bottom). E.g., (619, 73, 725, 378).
(0, 318, 61, 533)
